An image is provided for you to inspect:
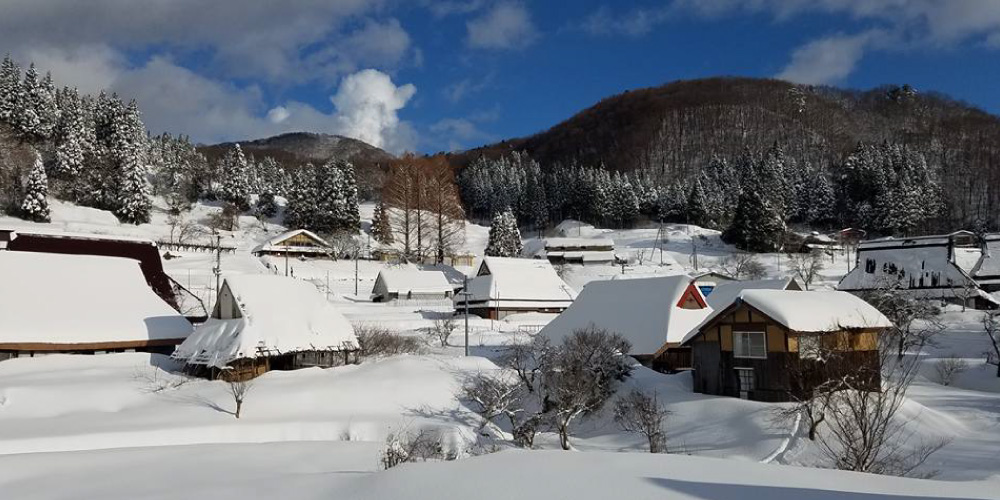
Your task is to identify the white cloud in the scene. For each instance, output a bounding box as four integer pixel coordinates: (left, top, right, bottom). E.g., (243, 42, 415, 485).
(267, 107, 292, 124)
(329, 69, 417, 152)
(466, 2, 538, 50)
(442, 73, 494, 103)
(580, 5, 672, 37)
(422, 0, 488, 18)
(776, 31, 882, 85)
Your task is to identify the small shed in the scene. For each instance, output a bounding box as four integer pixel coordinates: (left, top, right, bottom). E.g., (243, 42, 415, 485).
(252, 229, 332, 258)
(0, 252, 194, 360)
(171, 274, 359, 380)
(455, 257, 577, 319)
(371, 268, 454, 302)
(540, 275, 711, 368)
(683, 290, 892, 402)
(539, 238, 615, 266)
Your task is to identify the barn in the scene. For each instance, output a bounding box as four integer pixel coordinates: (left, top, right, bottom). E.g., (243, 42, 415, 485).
(683, 290, 892, 402)
(0, 251, 194, 361)
(540, 275, 711, 369)
(171, 274, 359, 380)
(251, 229, 332, 258)
(371, 268, 453, 302)
(454, 257, 577, 319)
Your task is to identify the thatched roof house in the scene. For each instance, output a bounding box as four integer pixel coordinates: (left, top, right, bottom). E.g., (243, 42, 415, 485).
(454, 257, 577, 319)
(371, 268, 453, 302)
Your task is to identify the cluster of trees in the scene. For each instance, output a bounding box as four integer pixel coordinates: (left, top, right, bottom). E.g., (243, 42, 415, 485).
(283, 159, 360, 234)
(377, 155, 465, 263)
(457, 140, 943, 252)
(484, 209, 522, 257)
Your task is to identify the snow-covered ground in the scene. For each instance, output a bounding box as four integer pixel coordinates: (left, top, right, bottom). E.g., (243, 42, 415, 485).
(0, 200, 998, 498)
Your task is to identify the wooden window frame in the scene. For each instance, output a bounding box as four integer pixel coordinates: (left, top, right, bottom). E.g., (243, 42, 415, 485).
(733, 330, 767, 359)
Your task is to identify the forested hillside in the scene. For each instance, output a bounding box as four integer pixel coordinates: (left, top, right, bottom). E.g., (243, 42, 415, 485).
(451, 77, 1000, 236)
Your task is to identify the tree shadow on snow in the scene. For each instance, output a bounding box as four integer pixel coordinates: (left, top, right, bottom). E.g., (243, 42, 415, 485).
(644, 478, 983, 500)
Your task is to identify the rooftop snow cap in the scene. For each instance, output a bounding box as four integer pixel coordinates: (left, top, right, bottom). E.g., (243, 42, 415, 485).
(540, 275, 711, 354)
(456, 256, 577, 306)
(172, 274, 358, 368)
(0, 251, 193, 345)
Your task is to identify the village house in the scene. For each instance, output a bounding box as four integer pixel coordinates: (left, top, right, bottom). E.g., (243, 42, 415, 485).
(838, 231, 999, 309)
(971, 234, 1000, 294)
(683, 290, 892, 402)
(540, 275, 712, 370)
(251, 229, 332, 258)
(0, 228, 206, 320)
(0, 251, 194, 361)
(705, 277, 802, 310)
(536, 237, 616, 266)
(691, 271, 736, 296)
(171, 274, 359, 381)
(371, 268, 454, 302)
(454, 257, 577, 319)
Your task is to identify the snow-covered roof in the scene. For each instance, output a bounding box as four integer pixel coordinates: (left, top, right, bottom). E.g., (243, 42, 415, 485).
(252, 229, 330, 254)
(540, 275, 711, 353)
(690, 290, 892, 341)
(0, 252, 192, 345)
(172, 275, 357, 368)
(954, 247, 983, 275)
(543, 237, 614, 249)
(456, 257, 576, 308)
(374, 268, 453, 294)
(1, 227, 157, 245)
(544, 250, 616, 262)
(973, 235, 1000, 280)
(706, 278, 799, 310)
(838, 242, 974, 291)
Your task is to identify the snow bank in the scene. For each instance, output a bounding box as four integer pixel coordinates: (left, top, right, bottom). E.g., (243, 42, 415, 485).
(0, 252, 192, 345)
(172, 275, 357, 367)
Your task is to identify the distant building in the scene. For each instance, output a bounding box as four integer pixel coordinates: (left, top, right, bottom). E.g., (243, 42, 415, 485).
(536, 238, 615, 266)
(371, 268, 454, 302)
(684, 290, 892, 402)
(540, 275, 711, 370)
(252, 229, 332, 258)
(172, 275, 359, 381)
(838, 231, 999, 309)
(690, 271, 737, 296)
(0, 228, 206, 320)
(705, 277, 802, 310)
(0, 252, 194, 361)
(454, 257, 577, 319)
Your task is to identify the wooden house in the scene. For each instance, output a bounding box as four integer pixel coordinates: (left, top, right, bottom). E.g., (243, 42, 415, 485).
(838, 231, 999, 310)
(691, 271, 736, 297)
(1, 228, 206, 320)
(682, 290, 892, 402)
(454, 257, 577, 319)
(537, 238, 616, 266)
(540, 275, 711, 369)
(0, 251, 194, 361)
(371, 268, 453, 302)
(171, 275, 359, 381)
(252, 229, 332, 258)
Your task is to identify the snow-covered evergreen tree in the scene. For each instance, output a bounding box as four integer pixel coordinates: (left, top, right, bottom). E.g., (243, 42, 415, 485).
(371, 201, 393, 244)
(53, 87, 85, 178)
(686, 177, 713, 228)
(113, 100, 151, 224)
(609, 171, 639, 228)
(484, 209, 523, 257)
(0, 55, 22, 125)
(20, 154, 50, 222)
(14, 63, 42, 137)
(722, 173, 785, 252)
(218, 144, 252, 210)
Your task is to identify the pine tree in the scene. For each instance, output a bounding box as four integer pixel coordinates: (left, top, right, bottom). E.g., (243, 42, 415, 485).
(0, 55, 22, 125)
(53, 88, 85, 178)
(484, 209, 523, 257)
(686, 178, 712, 228)
(218, 144, 251, 210)
(722, 174, 785, 252)
(20, 154, 50, 222)
(15, 63, 42, 137)
(113, 100, 151, 224)
(371, 201, 394, 244)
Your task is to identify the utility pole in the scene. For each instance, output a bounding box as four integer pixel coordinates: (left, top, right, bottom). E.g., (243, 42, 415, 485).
(461, 275, 470, 357)
(691, 240, 699, 270)
(354, 246, 359, 296)
(213, 232, 222, 300)
(284, 245, 289, 277)
(326, 271, 330, 301)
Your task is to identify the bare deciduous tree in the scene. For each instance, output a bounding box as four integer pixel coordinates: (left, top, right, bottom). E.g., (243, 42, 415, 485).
(353, 323, 423, 359)
(717, 252, 766, 280)
(863, 285, 943, 359)
(613, 389, 669, 453)
(933, 356, 968, 386)
(227, 378, 254, 419)
(425, 316, 457, 347)
(381, 429, 447, 470)
(461, 372, 525, 435)
(951, 282, 979, 312)
(167, 213, 206, 244)
(788, 250, 825, 290)
(983, 312, 1000, 378)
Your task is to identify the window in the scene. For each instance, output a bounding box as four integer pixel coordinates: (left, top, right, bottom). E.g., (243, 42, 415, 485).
(736, 368, 755, 396)
(798, 334, 821, 360)
(733, 331, 766, 359)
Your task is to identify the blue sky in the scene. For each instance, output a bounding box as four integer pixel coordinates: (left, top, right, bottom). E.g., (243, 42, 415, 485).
(3, 1, 999, 154)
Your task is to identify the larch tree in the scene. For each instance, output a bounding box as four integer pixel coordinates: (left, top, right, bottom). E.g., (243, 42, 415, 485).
(424, 158, 465, 263)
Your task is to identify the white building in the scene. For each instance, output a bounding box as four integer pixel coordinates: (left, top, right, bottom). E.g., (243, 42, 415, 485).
(251, 229, 332, 258)
(0, 252, 193, 360)
(371, 268, 454, 302)
(455, 257, 577, 319)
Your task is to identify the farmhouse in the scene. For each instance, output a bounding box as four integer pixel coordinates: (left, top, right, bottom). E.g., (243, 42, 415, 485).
(171, 274, 359, 380)
(838, 231, 999, 309)
(371, 268, 453, 302)
(251, 229, 331, 258)
(454, 257, 577, 319)
(706, 277, 801, 309)
(537, 237, 615, 265)
(540, 275, 711, 369)
(0, 251, 194, 361)
(971, 234, 1000, 293)
(691, 271, 736, 296)
(683, 290, 892, 402)
(0, 228, 206, 320)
